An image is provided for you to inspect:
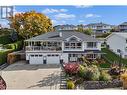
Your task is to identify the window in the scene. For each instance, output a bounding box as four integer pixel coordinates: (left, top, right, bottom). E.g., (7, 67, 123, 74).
(87, 42, 97, 48)
(31, 55, 34, 57)
(126, 39, 127, 43)
(86, 54, 97, 59)
(39, 55, 42, 57)
(64, 42, 82, 49)
(77, 43, 81, 46)
(35, 55, 38, 57)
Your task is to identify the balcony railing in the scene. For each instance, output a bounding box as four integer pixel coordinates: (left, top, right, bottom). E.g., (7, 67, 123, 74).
(25, 46, 62, 52)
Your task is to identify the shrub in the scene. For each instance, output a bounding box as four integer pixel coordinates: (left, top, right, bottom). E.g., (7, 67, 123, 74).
(78, 65, 88, 78)
(120, 73, 127, 89)
(99, 70, 112, 81)
(91, 65, 100, 81)
(0, 35, 12, 45)
(85, 65, 100, 81)
(67, 80, 75, 89)
(108, 66, 120, 76)
(7, 53, 21, 64)
(64, 63, 79, 75)
(0, 49, 13, 65)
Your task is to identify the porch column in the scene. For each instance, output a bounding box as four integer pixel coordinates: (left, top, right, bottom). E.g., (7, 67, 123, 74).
(62, 42, 64, 51)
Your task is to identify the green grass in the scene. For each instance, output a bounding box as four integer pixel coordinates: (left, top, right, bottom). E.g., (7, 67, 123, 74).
(102, 48, 127, 66)
(99, 63, 111, 68)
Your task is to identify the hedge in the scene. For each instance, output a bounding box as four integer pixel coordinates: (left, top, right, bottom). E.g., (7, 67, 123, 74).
(0, 49, 13, 65)
(0, 41, 23, 65)
(0, 35, 12, 45)
(4, 40, 23, 51)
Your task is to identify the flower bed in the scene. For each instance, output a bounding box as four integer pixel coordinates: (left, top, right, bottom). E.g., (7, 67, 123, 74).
(62, 62, 123, 89)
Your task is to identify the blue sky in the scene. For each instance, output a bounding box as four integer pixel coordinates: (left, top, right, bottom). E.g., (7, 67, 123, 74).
(1, 5, 127, 27)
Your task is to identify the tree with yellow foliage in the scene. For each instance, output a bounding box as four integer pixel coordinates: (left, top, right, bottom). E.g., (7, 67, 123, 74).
(9, 11, 53, 39)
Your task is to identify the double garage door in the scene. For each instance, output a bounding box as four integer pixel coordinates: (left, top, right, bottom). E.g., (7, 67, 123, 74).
(29, 54, 60, 64)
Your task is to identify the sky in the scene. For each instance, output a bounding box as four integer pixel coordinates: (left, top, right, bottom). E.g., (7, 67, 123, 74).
(0, 5, 127, 27)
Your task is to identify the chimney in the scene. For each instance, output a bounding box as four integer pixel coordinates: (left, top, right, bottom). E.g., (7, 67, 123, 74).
(59, 32, 62, 37)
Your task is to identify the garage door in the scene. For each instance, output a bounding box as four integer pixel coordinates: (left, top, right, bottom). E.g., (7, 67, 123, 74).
(30, 54, 43, 64)
(47, 54, 60, 64)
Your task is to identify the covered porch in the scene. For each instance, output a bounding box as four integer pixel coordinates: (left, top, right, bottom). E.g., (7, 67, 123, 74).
(25, 40, 62, 52)
(63, 50, 105, 62)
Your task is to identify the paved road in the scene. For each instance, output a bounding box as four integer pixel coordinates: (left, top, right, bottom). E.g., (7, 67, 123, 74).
(1, 61, 61, 89)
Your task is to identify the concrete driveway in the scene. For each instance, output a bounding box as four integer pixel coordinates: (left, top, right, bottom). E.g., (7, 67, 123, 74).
(0, 61, 61, 89)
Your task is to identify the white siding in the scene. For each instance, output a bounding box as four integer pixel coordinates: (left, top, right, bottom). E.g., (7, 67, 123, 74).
(84, 42, 101, 50)
(106, 34, 126, 58)
(61, 53, 68, 63)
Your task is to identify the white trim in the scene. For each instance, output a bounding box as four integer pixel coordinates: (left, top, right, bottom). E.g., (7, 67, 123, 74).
(65, 35, 82, 42)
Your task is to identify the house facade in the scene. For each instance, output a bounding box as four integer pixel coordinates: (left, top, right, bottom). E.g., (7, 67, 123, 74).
(54, 25, 78, 31)
(84, 22, 114, 35)
(25, 31, 102, 64)
(106, 32, 127, 58)
(117, 22, 127, 32)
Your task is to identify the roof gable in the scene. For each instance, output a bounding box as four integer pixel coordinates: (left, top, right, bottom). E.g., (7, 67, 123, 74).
(65, 35, 82, 42)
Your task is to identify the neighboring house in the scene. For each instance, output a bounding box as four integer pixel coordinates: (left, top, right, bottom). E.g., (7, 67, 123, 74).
(25, 31, 102, 64)
(84, 22, 114, 36)
(54, 25, 78, 31)
(117, 22, 127, 32)
(106, 32, 127, 58)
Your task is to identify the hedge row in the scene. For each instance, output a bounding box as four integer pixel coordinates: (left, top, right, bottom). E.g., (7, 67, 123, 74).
(0, 35, 12, 45)
(0, 41, 23, 65)
(4, 41, 23, 51)
(0, 49, 13, 65)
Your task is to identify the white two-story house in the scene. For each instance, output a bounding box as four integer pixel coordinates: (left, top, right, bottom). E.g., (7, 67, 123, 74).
(25, 31, 102, 64)
(84, 22, 114, 36)
(106, 32, 127, 58)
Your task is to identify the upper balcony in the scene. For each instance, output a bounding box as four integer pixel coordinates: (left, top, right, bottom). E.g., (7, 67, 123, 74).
(25, 41, 62, 52)
(25, 46, 62, 52)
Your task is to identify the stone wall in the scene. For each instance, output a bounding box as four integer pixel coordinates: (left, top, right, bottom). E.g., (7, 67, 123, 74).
(83, 79, 122, 89)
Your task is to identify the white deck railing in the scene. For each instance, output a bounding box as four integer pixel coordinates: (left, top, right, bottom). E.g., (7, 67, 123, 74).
(25, 46, 62, 52)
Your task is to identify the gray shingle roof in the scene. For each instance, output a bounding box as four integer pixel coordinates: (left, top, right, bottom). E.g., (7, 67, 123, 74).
(85, 22, 113, 27)
(119, 22, 127, 26)
(25, 31, 99, 42)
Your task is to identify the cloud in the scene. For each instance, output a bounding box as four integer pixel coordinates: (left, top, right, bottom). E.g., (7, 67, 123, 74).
(85, 13, 101, 18)
(42, 8, 68, 14)
(75, 5, 93, 8)
(78, 20, 85, 23)
(51, 19, 58, 25)
(52, 19, 66, 25)
(54, 13, 76, 20)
